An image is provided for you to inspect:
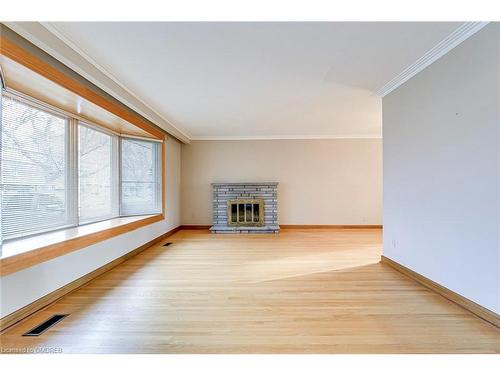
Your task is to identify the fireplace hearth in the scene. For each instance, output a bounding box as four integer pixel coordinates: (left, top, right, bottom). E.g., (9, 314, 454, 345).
(210, 183, 279, 233)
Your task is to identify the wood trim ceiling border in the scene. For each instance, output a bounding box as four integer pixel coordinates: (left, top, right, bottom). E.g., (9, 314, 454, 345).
(0, 34, 165, 140)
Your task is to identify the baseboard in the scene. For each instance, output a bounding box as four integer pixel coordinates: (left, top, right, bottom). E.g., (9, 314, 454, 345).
(180, 225, 382, 230)
(0, 225, 182, 332)
(179, 225, 211, 230)
(281, 224, 383, 229)
(380, 255, 500, 328)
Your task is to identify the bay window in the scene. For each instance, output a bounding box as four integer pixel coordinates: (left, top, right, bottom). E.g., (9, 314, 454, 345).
(0, 92, 163, 241)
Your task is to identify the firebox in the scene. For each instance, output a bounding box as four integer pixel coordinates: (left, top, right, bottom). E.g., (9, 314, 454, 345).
(227, 199, 264, 226)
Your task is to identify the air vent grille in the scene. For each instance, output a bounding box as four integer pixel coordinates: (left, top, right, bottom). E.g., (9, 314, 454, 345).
(22, 314, 69, 336)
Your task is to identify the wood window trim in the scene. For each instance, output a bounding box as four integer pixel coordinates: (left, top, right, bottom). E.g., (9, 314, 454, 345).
(0, 35, 165, 140)
(0, 214, 164, 277)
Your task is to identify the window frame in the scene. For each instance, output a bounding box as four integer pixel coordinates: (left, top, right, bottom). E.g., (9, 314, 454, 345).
(119, 136, 163, 217)
(1, 89, 164, 242)
(1, 92, 76, 239)
(77, 121, 120, 225)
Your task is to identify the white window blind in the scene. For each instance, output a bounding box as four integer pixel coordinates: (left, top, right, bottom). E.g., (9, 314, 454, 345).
(1, 96, 71, 239)
(0, 91, 163, 242)
(120, 138, 161, 215)
(78, 124, 118, 223)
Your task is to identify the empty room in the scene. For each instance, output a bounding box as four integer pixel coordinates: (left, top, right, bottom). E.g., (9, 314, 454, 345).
(0, 5, 499, 369)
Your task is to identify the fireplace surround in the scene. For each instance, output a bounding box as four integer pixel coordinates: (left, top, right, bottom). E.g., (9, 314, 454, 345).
(210, 182, 279, 233)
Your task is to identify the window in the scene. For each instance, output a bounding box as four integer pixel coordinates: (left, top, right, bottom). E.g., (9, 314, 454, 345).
(1, 96, 71, 239)
(78, 124, 118, 223)
(120, 138, 162, 215)
(0, 92, 163, 242)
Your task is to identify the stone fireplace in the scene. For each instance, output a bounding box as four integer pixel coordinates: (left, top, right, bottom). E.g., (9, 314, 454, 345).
(210, 183, 279, 233)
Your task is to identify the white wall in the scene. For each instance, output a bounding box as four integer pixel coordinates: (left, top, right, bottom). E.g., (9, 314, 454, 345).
(181, 139, 382, 225)
(383, 24, 500, 313)
(0, 136, 181, 318)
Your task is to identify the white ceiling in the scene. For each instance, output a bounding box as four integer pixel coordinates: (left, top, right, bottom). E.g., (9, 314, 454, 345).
(44, 22, 460, 139)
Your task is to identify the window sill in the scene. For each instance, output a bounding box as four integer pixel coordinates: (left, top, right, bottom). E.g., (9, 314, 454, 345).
(0, 214, 164, 276)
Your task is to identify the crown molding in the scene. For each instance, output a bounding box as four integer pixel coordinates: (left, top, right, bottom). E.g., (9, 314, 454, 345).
(2, 21, 191, 143)
(374, 21, 489, 97)
(7, 22, 479, 140)
(190, 134, 382, 141)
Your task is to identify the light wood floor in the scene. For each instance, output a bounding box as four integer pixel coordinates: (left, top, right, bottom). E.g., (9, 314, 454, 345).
(1, 229, 499, 353)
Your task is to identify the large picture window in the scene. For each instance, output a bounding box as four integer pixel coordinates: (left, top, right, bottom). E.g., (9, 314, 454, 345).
(1, 96, 70, 239)
(0, 93, 163, 241)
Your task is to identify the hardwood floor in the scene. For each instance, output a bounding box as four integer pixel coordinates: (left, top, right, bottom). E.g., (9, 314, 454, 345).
(1, 229, 499, 353)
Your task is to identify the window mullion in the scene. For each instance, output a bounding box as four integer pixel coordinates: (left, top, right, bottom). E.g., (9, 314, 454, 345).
(111, 135, 120, 218)
(156, 142, 162, 212)
(69, 118, 79, 227)
(118, 137, 123, 217)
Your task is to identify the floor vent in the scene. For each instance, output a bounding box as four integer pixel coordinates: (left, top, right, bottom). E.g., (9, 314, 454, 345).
(163, 242, 173, 246)
(22, 314, 69, 336)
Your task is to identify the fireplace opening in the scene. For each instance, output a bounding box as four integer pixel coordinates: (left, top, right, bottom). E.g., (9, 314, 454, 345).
(227, 199, 264, 226)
